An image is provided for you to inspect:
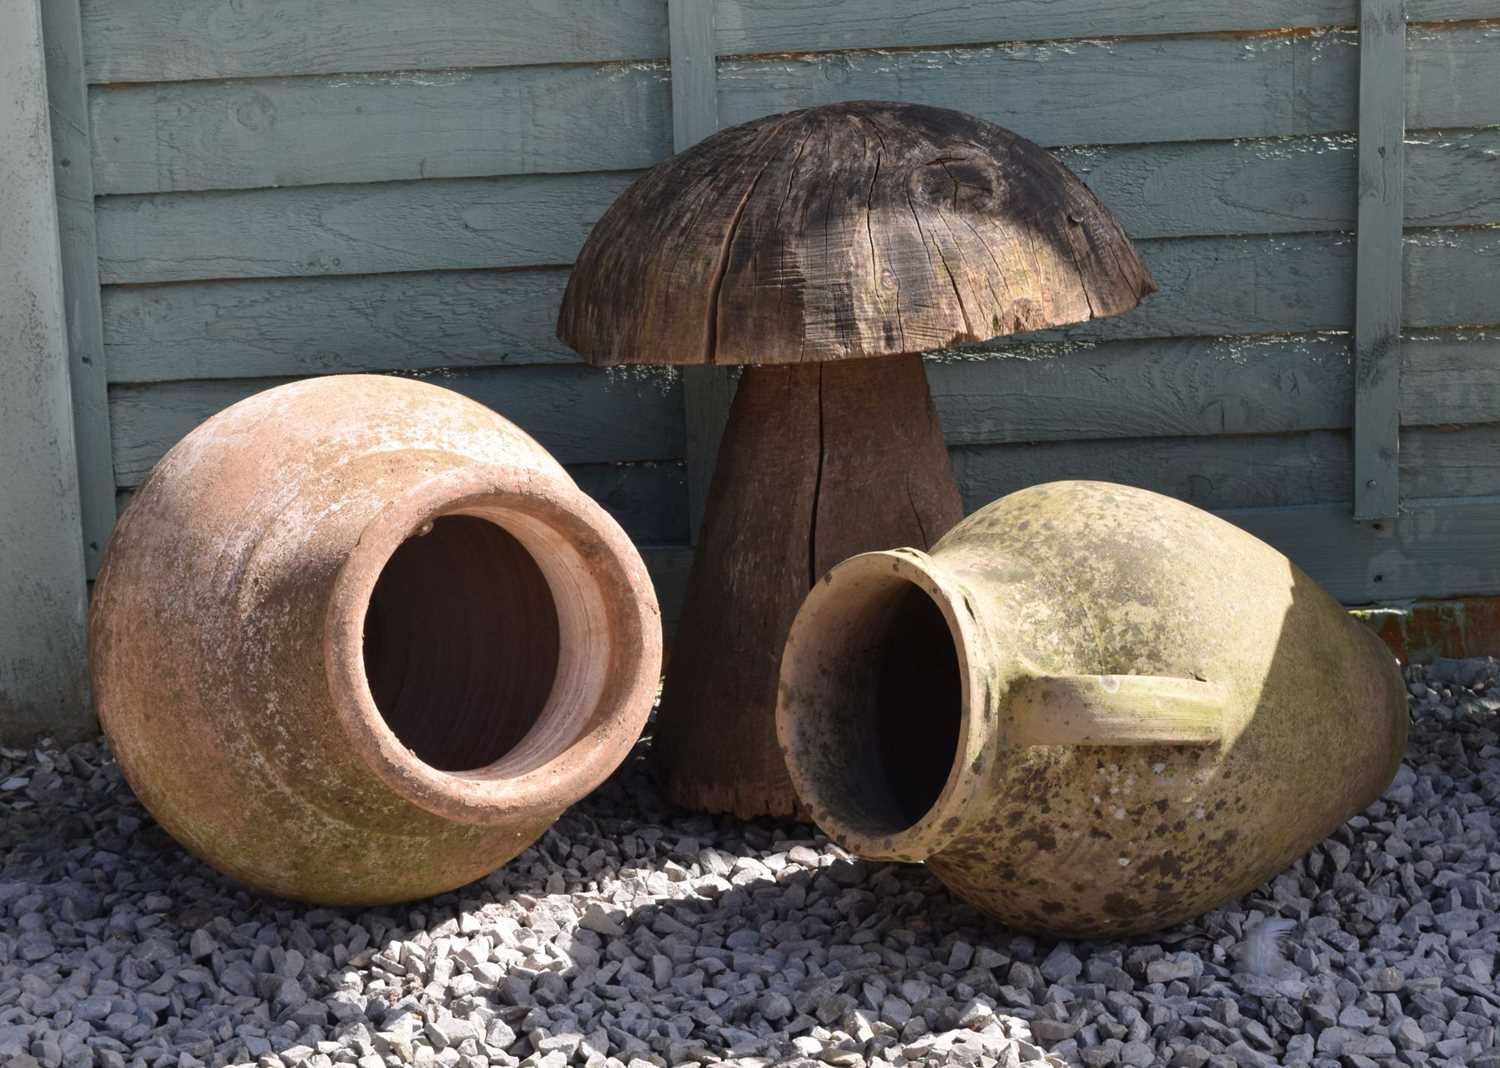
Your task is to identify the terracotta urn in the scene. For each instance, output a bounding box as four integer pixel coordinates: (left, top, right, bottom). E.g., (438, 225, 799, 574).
(91, 375, 661, 905)
(777, 480, 1406, 937)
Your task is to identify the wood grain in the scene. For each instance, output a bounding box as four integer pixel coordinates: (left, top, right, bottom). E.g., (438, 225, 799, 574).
(82, 0, 668, 84)
(96, 172, 637, 284)
(1352, 0, 1407, 520)
(715, 0, 1487, 56)
(108, 367, 685, 485)
(93, 130, 1500, 287)
(560, 101, 1154, 366)
(90, 63, 672, 195)
(1223, 498, 1500, 603)
(653, 357, 962, 817)
(718, 32, 1360, 147)
(102, 269, 578, 383)
(41, 0, 114, 575)
(928, 334, 1355, 446)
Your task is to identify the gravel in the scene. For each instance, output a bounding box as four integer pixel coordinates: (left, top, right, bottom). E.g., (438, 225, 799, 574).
(1, 655, 1498, 1068)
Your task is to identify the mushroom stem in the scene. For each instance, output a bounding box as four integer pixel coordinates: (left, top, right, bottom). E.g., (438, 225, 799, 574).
(654, 353, 964, 817)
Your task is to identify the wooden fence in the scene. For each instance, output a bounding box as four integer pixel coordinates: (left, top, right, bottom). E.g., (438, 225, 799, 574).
(4, 0, 1499, 735)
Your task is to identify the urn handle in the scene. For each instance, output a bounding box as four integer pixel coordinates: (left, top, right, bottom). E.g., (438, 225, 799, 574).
(1009, 673, 1227, 747)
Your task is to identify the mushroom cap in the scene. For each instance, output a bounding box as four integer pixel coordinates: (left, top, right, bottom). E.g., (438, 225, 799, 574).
(558, 100, 1155, 367)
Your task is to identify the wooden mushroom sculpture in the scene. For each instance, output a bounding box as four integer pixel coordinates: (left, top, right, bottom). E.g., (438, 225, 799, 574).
(558, 100, 1156, 817)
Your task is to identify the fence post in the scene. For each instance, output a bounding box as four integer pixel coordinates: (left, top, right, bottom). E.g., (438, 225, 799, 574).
(0, 0, 94, 742)
(1352, 0, 1406, 521)
(41, 0, 116, 576)
(667, 0, 734, 541)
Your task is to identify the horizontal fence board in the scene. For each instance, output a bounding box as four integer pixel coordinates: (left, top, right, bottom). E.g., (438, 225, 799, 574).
(642, 545, 692, 631)
(90, 63, 671, 195)
(103, 229, 1500, 387)
(929, 335, 1353, 445)
(1409, 23, 1500, 129)
(82, 0, 669, 84)
(109, 368, 685, 485)
(87, 25, 1495, 198)
(96, 172, 636, 284)
(97, 129, 1500, 286)
(951, 425, 1491, 513)
(953, 431, 1353, 513)
(1064, 126, 1500, 239)
(1402, 425, 1500, 499)
(934, 329, 1500, 447)
(718, 32, 1359, 147)
(716, 1, 1355, 56)
(1406, 227, 1500, 329)
(719, 24, 1494, 148)
(1403, 332, 1500, 426)
(1223, 497, 1500, 603)
(570, 461, 688, 545)
(102, 270, 577, 383)
(715, 0, 1488, 56)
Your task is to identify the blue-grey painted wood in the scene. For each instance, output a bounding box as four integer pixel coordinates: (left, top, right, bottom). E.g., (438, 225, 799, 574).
(93, 129, 1500, 287)
(0, 0, 92, 742)
(951, 424, 1487, 514)
(40, 0, 113, 575)
(668, 0, 734, 543)
(95, 172, 638, 285)
(1223, 497, 1500, 603)
(719, 32, 1360, 146)
(714, 0, 1487, 56)
(82, 0, 669, 84)
(1402, 331, 1500, 427)
(954, 432, 1355, 514)
(1353, 0, 1407, 520)
(1407, 22, 1500, 129)
(102, 269, 579, 383)
(718, 23, 1497, 146)
(929, 336, 1354, 446)
(90, 63, 672, 196)
(642, 545, 693, 631)
(934, 329, 1500, 446)
(108, 367, 686, 486)
(101, 228, 1500, 385)
(716, 0, 1350, 55)
(571, 462, 689, 545)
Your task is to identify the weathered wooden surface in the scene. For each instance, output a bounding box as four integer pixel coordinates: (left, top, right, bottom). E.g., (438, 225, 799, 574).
(1353, 0, 1407, 520)
(96, 228, 1500, 389)
(1403, 332, 1500, 427)
(929, 335, 1355, 446)
(82, 0, 668, 83)
(714, 0, 1487, 56)
(87, 23, 1499, 199)
(40, 0, 113, 575)
(96, 173, 637, 284)
(102, 270, 578, 383)
(654, 357, 963, 817)
(1224, 499, 1500, 603)
(720, 33, 1360, 146)
(952, 425, 1496, 513)
(108, 368, 685, 485)
(92, 131, 1500, 287)
(561, 101, 1154, 365)
(90, 64, 672, 195)
(0, 0, 92, 742)
(668, 0, 735, 542)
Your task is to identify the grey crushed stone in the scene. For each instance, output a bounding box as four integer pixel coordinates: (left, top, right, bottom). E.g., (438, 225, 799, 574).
(0, 656, 1497, 1067)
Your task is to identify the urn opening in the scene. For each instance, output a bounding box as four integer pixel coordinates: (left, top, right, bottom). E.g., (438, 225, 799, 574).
(779, 560, 966, 847)
(362, 515, 561, 773)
